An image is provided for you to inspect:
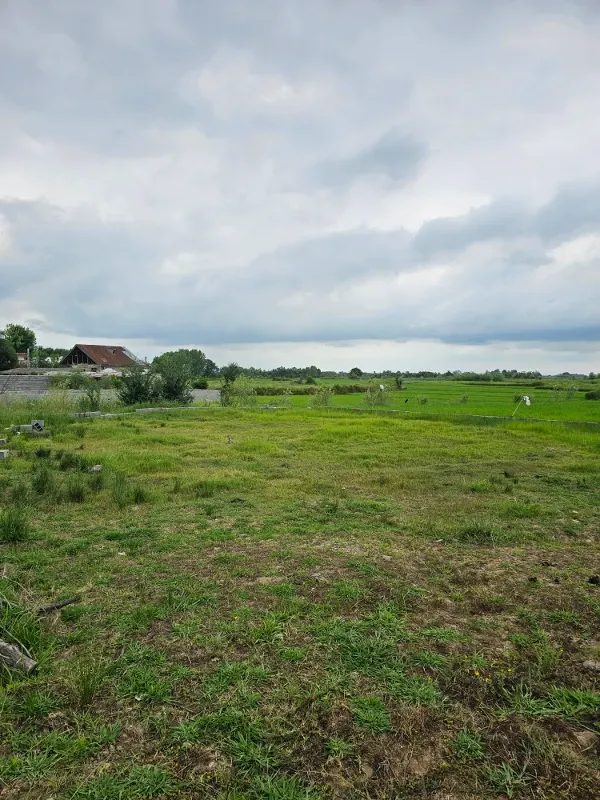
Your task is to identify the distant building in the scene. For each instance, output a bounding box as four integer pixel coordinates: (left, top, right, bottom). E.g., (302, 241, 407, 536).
(59, 344, 144, 370)
(16, 352, 28, 366)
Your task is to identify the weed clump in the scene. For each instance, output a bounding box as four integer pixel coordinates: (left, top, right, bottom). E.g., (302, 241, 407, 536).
(457, 520, 498, 545)
(0, 506, 30, 543)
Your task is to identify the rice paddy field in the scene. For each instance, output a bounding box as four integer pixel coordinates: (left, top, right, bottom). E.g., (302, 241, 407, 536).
(212, 377, 600, 423)
(0, 398, 599, 798)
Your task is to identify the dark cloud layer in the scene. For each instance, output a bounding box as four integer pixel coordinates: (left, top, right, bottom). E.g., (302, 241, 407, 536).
(0, 0, 599, 359)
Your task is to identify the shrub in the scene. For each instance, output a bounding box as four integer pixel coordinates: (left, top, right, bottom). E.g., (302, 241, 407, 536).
(155, 364, 193, 404)
(0, 506, 30, 543)
(82, 381, 102, 411)
(221, 376, 257, 407)
(117, 367, 160, 406)
(311, 387, 332, 408)
(332, 384, 367, 395)
(585, 390, 600, 401)
(0, 338, 18, 371)
(364, 384, 389, 407)
(278, 389, 292, 408)
(193, 378, 208, 389)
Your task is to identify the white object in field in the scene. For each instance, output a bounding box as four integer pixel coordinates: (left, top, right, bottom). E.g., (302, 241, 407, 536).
(524, 396, 531, 406)
(379, 384, 385, 391)
(0, 450, 9, 460)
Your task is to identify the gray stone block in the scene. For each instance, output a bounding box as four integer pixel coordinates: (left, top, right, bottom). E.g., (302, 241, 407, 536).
(0, 450, 10, 460)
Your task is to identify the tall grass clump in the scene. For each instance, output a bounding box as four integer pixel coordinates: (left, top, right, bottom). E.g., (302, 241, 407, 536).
(112, 474, 131, 509)
(66, 474, 87, 503)
(31, 465, 55, 495)
(0, 506, 30, 543)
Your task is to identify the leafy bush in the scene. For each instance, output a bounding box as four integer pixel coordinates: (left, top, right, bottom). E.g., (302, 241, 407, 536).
(364, 384, 389, 407)
(155, 364, 193, 404)
(311, 387, 332, 408)
(78, 381, 102, 412)
(117, 367, 160, 405)
(0, 338, 18, 371)
(585, 390, 600, 400)
(193, 378, 208, 389)
(250, 384, 366, 397)
(221, 376, 257, 407)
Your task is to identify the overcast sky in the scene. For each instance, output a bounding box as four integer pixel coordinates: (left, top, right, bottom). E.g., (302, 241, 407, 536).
(1, 0, 599, 372)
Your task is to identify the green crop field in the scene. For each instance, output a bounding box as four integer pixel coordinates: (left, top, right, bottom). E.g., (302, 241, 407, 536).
(1, 403, 600, 798)
(203, 376, 600, 423)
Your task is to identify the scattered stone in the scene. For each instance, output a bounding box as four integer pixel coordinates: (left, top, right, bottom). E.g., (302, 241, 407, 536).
(588, 576, 600, 586)
(227, 435, 233, 444)
(360, 764, 374, 779)
(88, 465, 103, 473)
(0, 450, 9, 460)
(12, 424, 32, 433)
(381, 555, 392, 562)
(0, 438, 6, 445)
(255, 576, 284, 585)
(583, 660, 600, 672)
(573, 730, 597, 751)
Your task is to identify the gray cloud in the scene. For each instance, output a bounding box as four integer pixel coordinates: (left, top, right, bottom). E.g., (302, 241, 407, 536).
(314, 129, 427, 187)
(1, 0, 600, 364)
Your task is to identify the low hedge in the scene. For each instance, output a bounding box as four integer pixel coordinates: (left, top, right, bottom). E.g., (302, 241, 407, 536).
(252, 384, 368, 396)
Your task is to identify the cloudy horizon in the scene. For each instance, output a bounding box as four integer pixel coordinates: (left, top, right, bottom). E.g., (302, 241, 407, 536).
(1, 0, 599, 372)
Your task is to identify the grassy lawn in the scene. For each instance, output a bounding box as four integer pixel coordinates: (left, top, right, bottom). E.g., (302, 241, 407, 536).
(1, 406, 599, 798)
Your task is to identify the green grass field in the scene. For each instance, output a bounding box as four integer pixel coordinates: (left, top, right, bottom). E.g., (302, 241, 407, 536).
(1, 404, 599, 798)
(210, 377, 600, 423)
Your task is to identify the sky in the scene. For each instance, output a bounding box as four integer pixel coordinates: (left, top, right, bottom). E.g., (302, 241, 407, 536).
(1, 0, 599, 373)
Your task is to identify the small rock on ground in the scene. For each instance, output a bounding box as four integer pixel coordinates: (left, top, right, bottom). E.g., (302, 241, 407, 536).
(582, 660, 600, 672)
(573, 731, 598, 751)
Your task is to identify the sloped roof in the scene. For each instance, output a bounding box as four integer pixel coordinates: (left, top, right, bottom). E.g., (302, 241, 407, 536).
(66, 344, 141, 367)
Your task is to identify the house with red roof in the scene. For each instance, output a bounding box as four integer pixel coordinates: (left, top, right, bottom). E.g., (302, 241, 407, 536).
(59, 344, 144, 370)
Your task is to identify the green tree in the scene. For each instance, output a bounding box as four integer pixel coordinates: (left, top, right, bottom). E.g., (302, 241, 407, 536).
(349, 367, 363, 379)
(152, 349, 208, 378)
(0, 338, 18, 371)
(220, 362, 241, 386)
(3, 324, 36, 353)
(204, 358, 218, 378)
